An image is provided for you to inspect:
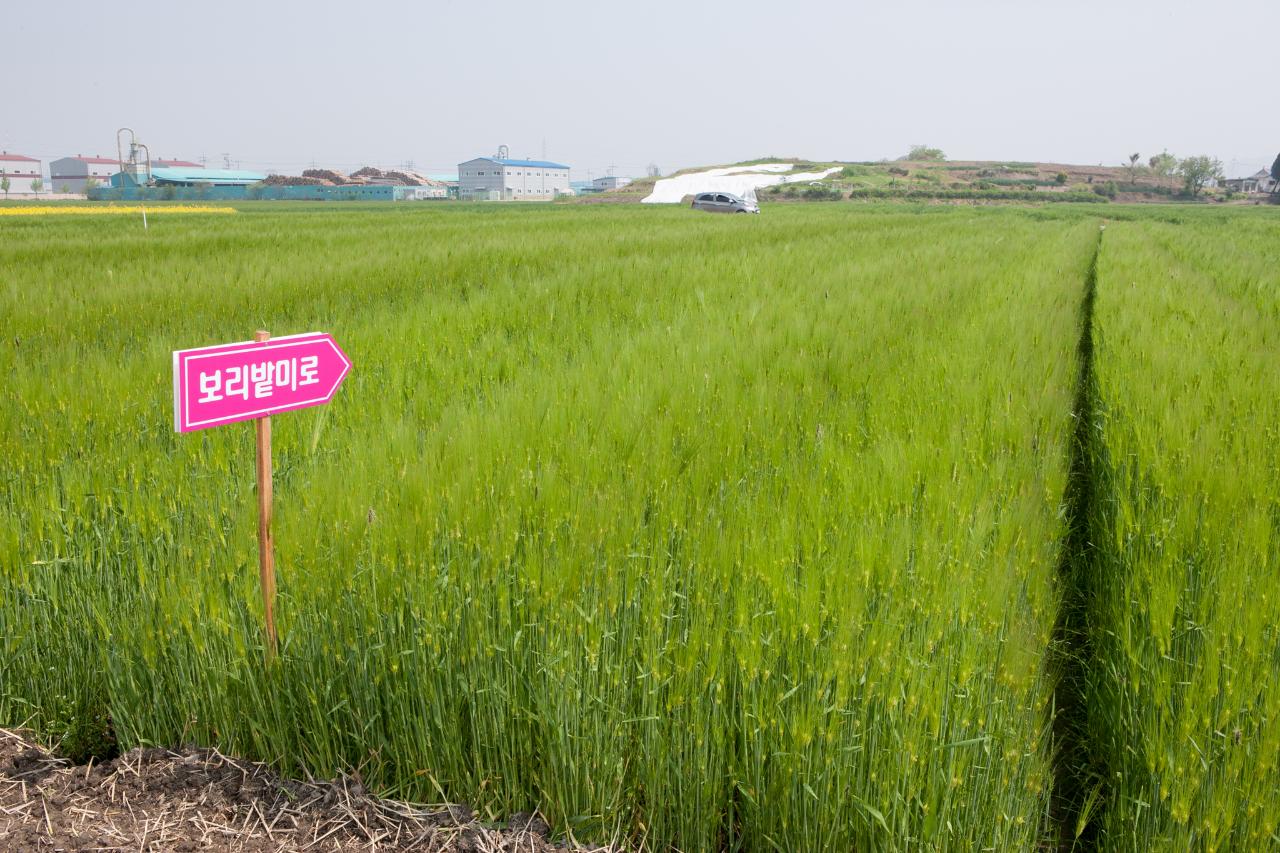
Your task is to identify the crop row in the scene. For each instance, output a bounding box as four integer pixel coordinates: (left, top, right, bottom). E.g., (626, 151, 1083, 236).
(1081, 215, 1280, 849)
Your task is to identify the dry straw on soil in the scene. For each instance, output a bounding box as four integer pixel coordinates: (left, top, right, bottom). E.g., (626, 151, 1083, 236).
(0, 728, 596, 852)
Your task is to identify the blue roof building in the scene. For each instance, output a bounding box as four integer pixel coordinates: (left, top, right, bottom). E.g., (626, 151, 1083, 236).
(458, 156, 570, 201)
(489, 158, 570, 169)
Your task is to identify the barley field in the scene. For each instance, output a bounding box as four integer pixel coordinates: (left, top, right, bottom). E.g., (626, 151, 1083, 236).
(1, 201, 1276, 849)
(1083, 213, 1280, 850)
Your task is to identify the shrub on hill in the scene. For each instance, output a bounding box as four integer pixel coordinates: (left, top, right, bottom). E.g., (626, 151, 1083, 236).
(801, 185, 843, 201)
(906, 145, 946, 160)
(847, 186, 1103, 203)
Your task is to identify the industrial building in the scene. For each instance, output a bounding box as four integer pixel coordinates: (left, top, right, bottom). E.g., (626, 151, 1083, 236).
(110, 166, 267, 189)
(92, 180, 446, 202)
(458, 157, 571, 200)
(592, 175, 632, 191)
(0, 152, 43, 195)
(50, 155, 120, 192)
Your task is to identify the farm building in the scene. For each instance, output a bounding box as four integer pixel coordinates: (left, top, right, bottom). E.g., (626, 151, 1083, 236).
(458, 157, 571, 200)
(592, 175, 632, 191)
(0, 152, 43, 195)
(1221, 169, 1275, 194)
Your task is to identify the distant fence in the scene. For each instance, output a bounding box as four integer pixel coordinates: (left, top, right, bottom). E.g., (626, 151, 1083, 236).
(88, 185, 452, 202)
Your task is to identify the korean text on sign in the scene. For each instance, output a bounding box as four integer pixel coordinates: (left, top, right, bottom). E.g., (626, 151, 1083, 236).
(173, 332, 351, 433)
(197, 356, 319, 403)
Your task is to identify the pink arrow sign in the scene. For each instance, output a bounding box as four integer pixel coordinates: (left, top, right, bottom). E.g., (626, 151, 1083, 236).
(173, 332, 351, 432)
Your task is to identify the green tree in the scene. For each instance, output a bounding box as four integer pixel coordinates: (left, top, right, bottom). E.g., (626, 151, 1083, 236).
(1270, 153, 1279, 188)
(1177, 155, 1223, 197)
(1, 173, 9, 198)
(1148, 151, 1177, 188)
(30, 177, 43, 194)
(905, 145, 945, 161)
(1055, 172, 1068, 185)
(83, 177, 99, 194)
(1127, 152, 1141, 182)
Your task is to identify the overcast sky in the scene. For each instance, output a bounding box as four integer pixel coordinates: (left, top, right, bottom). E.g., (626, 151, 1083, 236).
(4, 0, 1275, 179)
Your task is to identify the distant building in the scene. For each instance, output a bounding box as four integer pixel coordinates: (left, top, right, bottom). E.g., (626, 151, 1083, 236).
(398, 184, 449, 200)
(49, 155, 121, 193)
(457, 157, 570, 200)
(1221, 169, 1275, 194)
(423, 174, 460, 198)
(110, 166, 266, 188)
(592, 175, 632, 191)
(0, 152, 43, 194)
(52, 156, 207, 193)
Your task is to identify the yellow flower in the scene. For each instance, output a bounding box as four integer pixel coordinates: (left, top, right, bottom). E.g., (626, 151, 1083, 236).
(0, 204, 236, 216)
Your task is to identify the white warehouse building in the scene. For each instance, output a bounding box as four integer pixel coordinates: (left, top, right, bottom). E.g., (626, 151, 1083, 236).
(593, 175, 632, 191)
(0, 152, 43, 194)
(458, 157, 570, 200)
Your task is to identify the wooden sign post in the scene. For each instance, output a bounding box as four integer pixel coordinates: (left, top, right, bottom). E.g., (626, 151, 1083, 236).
(172, 330, 352, 666)
(253, 330, 278, 662)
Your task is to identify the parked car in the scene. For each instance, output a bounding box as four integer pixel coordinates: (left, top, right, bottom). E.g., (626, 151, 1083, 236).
(690, 192, 759, 214)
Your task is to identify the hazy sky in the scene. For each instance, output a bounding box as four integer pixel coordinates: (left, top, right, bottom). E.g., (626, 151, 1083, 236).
(4, 0, 1275, 179)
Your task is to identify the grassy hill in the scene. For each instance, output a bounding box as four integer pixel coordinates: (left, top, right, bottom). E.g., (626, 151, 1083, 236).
(575, 158, 1273, 205)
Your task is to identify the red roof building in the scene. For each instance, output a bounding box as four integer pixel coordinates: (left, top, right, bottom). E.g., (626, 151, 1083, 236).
(50, 154, 125, 193)
(0, 152, 43, 194)
(50, 154, 206, 192)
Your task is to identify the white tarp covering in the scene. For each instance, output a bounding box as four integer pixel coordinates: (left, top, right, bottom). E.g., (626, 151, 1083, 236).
(641, 163, 842, 204)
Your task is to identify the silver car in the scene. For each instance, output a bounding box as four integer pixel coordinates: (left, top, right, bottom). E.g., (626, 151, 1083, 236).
(690, 191, 760, 214)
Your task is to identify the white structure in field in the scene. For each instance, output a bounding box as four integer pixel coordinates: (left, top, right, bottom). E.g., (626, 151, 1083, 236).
(0, 152, 43, 194)
(458, 157, 571, 200)
(642, 163, 842, 204)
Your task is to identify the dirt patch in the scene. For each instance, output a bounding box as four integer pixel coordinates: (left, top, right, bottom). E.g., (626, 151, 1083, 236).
(0, 728, 601, 852)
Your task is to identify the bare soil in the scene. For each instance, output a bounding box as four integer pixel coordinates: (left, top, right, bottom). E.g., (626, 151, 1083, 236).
(0, 728, 600, 852)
